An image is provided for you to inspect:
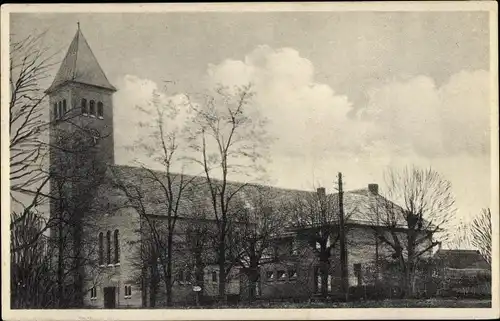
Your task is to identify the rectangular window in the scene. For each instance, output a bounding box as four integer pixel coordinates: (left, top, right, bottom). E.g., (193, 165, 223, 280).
(277, 270, 287, 281)
(255, 281, 261, 297)
(266, 271, 274, 282)
(211, 271, 217, 283)
(90, 287, 97, 299)
(124, 285, 132, 298)
(354, 263, 362, 286)
(290, 239, 298, 256)
(288, 269, 297, 281)
(315, 267, 321, 293)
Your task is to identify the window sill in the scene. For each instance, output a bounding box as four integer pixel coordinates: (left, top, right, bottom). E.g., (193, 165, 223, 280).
(114, 263, 120, 267)
(98, 116, 104, 120)
(124, 296, 131, 299)
(90, 115, 96, 118)
(90, 298, 97, 301)
(82, 113, 88, 117)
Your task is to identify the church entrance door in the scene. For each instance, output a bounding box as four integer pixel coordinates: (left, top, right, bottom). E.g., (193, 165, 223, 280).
(103, 287, 116, 308)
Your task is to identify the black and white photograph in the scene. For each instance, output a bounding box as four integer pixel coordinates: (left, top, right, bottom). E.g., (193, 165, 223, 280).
(1, 2, 498, 320)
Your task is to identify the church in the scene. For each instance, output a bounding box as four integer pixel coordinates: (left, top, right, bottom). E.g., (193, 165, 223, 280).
(46, 27, 433, 308)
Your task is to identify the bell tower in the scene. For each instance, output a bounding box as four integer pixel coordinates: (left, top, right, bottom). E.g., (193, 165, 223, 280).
(46, 24, 116, 307)
(46, 23, 116, 166)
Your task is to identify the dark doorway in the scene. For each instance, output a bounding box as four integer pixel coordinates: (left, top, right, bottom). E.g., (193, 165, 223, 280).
(103, 287, 116, 308)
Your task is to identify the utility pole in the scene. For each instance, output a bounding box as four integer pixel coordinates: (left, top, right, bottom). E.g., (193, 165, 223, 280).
(338, 172, 349, 301)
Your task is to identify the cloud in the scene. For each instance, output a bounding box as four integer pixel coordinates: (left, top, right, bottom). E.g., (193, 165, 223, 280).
(115, 47, 490, 173)
(113, 75, 194, 168)
(206, 45, 358, 160)
(360, 69, 490, 157)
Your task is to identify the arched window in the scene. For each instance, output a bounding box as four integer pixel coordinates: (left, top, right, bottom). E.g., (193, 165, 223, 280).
(53, 103, 58, 120)
(97, 102, 104, 119)
(98, 232, 104, 265)
(62, 99, 67, 114)
(106, 230, 111, 265)
(81, 99, 88, 115)
(114, 229, 120, 264)
(89, 100, 96, 117)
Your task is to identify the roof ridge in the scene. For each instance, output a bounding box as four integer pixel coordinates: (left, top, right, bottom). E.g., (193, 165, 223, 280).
(72, 29, 79, 81)
(77, 28, 115, 90)
(109, 164, 365, 195)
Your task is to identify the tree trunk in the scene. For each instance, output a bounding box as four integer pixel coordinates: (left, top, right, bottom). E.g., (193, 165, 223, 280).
(319, 249, 330, 298)
(165, 230, 173, 307)
(194, 250, 205, 302)
(149, 268, 158, 308)
(406, 233, 416, 298)
(57, 221, 64, 308)
(218, 222, 227, 302)
(248, 262, 259, 302)
(149, 252, 159, 307)
(218, 244, 226, 301)
(72, 215, 83, 308)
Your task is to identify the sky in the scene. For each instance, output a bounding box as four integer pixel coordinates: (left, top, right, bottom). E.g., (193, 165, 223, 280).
(10, 11, 494, 231)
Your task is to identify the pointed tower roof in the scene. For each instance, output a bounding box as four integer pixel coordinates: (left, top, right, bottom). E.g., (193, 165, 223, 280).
(46, 26, 116, 93)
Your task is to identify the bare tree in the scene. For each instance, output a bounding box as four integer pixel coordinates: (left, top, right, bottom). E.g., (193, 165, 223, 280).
(9, 31, 58, 281)
(470, 208, 492, 265)
(111, 90, 196, 306)
(285, 186, 357, 298)
(186, 84, 269, 300)
(182, 189, 217, 303)
(10, 209, 53, 308)
(368, 166, 455, 298)
(9, 31, 57, 211)
(230, 185, 286, 302)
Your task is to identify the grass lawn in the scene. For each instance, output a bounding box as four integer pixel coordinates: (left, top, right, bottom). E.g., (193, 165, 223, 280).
(189, 298, 492, 309)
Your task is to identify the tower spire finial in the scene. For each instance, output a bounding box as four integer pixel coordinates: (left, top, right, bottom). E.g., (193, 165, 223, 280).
(77, 21, 80, 30)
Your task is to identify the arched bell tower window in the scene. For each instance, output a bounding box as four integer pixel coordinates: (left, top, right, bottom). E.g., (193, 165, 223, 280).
(53, 103, 58, 120)
(62, 99, 67, 115)
(81, 98, 88, 115)
(97, 102, 104, 119)
(89, 100, 96, 117)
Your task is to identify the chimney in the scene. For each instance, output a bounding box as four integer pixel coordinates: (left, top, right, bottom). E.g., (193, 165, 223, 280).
(368, 183, 379, 195)
(317, 187, 326, 198)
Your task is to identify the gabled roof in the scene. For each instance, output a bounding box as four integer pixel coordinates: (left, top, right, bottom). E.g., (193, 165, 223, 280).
(46, 27, 116, 94)
(434, 249, 490, 270)
(104, 164, 407, 231)
(105, 164, 316, 222)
